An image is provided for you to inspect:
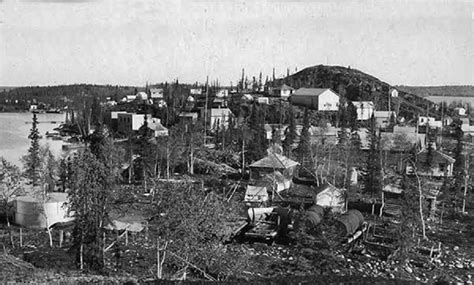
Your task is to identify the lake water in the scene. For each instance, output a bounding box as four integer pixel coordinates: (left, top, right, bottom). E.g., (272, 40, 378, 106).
(0, 112, 66, 167)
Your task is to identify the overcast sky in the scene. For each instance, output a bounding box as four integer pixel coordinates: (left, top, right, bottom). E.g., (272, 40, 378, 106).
(0, 0, 472, 87)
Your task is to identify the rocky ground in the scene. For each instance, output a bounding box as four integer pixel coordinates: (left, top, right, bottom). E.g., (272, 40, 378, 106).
(1, 185, 473, 283)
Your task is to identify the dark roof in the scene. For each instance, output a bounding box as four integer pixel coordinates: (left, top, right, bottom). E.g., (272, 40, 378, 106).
(250, 153, 299, 169)
(414, 149, 456, 164)
(292, 88, 337, 97)
(278, 84, 294, 90)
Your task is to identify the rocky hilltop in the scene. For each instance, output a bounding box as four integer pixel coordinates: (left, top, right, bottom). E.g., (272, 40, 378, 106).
(274, 65, 437, 119)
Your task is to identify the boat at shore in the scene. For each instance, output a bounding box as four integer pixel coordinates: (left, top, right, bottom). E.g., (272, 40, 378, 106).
(45, 108, 63, 114)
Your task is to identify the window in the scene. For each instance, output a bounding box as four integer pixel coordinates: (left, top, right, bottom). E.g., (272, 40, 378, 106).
(439, 163, 445, 172)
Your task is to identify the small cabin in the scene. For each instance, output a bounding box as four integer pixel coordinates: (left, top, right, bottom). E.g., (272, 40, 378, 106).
(249, 153, 299, 180)
(405, 149, 455, 177)
(244, 185, 268, 204)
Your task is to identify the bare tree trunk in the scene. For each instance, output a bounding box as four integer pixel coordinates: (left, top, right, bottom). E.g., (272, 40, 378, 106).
(166, 141, 170, 179)
(128, 139, 133, 185)
(189, 140, 194, 175)
(80, 243, 84, 270)
(462, 154, 469, 214)
(414, 169, 427, 240)
(241, 139, 245, 175)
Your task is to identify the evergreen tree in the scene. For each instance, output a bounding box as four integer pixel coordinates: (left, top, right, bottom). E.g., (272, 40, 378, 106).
(246, 103, 268, 162)
(362, 115, 382, 196)
(346, 101, 358, 131)
(68, 150, 115, 271)
(23, 113, 41, 186)
(90, 96, 102, 127)
(337, 102, 349, 146)
(295, 108, 312, 164)
(283, 106, 297, 156)
(452, 125, 464, 207)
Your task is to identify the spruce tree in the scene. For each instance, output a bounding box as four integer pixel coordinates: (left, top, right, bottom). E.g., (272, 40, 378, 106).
(452, 125, 464, 207)
(246, 103, 268, 162)
(24, 113, 41, 186)
(283, 106, 297, 156)
(295, 108, 312, 164)
(362, 115, 382, 196)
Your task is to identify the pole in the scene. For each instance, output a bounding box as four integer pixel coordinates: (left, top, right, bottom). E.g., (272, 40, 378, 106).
(462, 153, 469, 213)
(204, 76, 209, 145)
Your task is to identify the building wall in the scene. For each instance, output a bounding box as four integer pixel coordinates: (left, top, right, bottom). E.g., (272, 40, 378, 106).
(318, 90, 339, 111)
(355, 103, 374, 120)
(117, 113, 146, 134)
(281, 89, 292, 98)
(406, 163, 453, 177)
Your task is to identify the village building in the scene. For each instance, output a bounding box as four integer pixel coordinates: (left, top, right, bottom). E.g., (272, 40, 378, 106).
(418, 116, 436, 127)
(117, 113, 168, 137)
(216, 89, 229, 98)
(121, 95, 137, 103)
(352, 101, 375, 121)
(460, 118, 474, 134)
(307, 126, 339, 145)
(405, 149, 455, 177)
(269, 84, 294, 98)
(135, 92, 148, 101)
(200, 107, 233, 130)
(382, 126, 426, 151)
(313, 183, 345, 212)
(249, 153, 299, 180)
(290, 88, 340, 111)
(374, 111, 396, 128)
(454, 107, 467, 116)
(284, 182, 345, 212)
(244, 185, 269, 204)
(212, 97, 228, 108)
(150, 88, 164, 100)
(190, 88, 203, 96)
(241, 94, 254, 102)
(178, 111, 199, 125)
(110, 111, 128, 132)
(148, 118, 169, 137)
(442, 116, 453, 127)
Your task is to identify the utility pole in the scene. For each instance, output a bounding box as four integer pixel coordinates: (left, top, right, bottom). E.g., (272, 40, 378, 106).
(204, 76, 209, 145)
(462, 153, 470, 213)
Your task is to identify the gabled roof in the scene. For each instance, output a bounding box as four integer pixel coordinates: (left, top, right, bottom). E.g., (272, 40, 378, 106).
(250, 153, 299, 169)
(292, 88, 332, 97)
(352, 101, 374, 108)
(413, 149, 456, 164)
(276, 84, 294, 90)
(374, 111, 396, 118)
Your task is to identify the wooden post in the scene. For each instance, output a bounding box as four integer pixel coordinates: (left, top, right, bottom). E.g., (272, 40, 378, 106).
(462, 153, 469, 214)
(80, 243, 84, 270)
(145, 222, 149, 241)
(440, 202, 445, 225)
(19, 228, 23, 248)
(156, 238, 160, 279)
(59, 230, 63, 248)
(103, 232, 106, 267)
(125, 230, 128, 246)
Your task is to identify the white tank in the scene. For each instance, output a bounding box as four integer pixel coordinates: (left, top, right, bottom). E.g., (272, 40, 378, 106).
(15, 192, 74, 228)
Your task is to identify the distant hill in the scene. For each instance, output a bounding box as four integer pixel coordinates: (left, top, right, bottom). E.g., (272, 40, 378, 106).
(0, 86, 20, 92)
(0, 84, 140, 111)
(396, 85, 474, 98)
(273, 65, 437, 119)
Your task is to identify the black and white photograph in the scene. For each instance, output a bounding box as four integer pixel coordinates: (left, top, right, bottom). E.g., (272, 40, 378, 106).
(0, 0, 473, 283)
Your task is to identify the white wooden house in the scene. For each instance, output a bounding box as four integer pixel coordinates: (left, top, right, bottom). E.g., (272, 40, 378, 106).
(290, 88, 340, 111)
(352, 101, 375, 121)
